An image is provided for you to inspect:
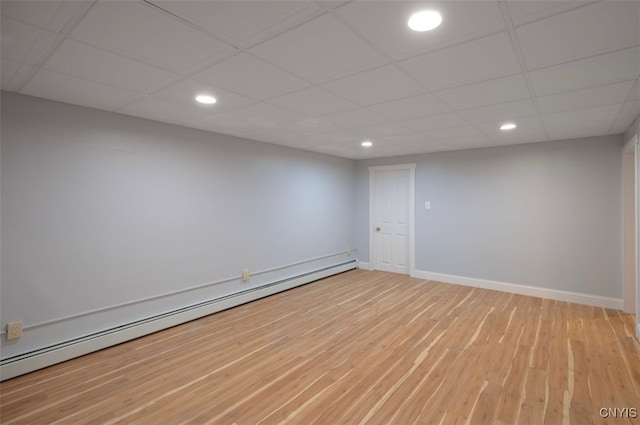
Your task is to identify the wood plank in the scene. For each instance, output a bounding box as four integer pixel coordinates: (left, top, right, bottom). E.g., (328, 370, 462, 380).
(1, 270, 638, 425)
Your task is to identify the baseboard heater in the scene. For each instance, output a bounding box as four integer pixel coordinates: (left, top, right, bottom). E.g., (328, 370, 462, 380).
(0, 260, 357, 381)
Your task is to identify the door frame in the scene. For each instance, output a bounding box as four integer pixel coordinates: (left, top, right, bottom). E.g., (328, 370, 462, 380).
(622, 134, 639, 340)
(369, 164, 416, 275)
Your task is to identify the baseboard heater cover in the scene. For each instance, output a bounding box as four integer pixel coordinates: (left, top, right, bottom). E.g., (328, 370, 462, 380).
(0, 260, 357, 381)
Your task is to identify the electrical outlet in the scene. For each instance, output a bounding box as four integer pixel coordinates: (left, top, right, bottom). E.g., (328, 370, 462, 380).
(7, 321, 23, 340)
(346, 247, 352, 256)
(242, 269, 250, 282)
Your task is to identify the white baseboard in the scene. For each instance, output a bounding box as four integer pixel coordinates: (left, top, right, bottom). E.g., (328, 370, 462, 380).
(411, 269, 623, 310)
(0, 261, 357, 381)
(358, 261, 372, 271)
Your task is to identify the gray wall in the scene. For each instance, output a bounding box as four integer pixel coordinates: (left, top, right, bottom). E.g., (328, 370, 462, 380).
(1, 90, 630, 360)
(1, 92, 356, 358)
(357, 136, 623, 298)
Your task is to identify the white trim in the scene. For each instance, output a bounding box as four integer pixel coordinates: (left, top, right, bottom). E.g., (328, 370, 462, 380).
(0, 261, 357, 381)
(358, 261, 373, 271)
(368, 164, 416, 275)
(622, 133, 639, 341)
(411, 269, 623, 310)
(369, 168, 375, 271)
(409, 166, 416, 277)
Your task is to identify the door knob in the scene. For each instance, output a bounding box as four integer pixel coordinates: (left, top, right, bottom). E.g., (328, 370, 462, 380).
(375, 227, 380, 232)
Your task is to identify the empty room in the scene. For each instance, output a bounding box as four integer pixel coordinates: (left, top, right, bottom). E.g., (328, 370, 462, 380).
(1, 0, 639, 424)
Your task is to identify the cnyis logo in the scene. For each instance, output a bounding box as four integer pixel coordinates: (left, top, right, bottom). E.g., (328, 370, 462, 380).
(599, 407, 638, 418)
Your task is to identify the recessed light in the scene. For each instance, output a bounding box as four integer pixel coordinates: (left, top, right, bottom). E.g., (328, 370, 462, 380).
(361, 140, 373, 148)
(195, 94, 217, 104)
(500, 122, 517, 130)
(408, 10, 442, 32)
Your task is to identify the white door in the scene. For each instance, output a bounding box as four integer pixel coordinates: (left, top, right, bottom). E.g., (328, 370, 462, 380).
(372, 167, 411, 274)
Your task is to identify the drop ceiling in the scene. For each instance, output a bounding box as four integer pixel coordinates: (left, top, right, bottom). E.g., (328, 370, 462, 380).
(1, 0, 638, 159)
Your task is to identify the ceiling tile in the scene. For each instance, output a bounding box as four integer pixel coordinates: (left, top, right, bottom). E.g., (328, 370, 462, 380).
(321, 108, 388, 129)
(538, 81, 635, 115)
(222, 127, 314, 149)
(542, 103, 622, 128)
(148, 1, 322, 48)
(69, 1, 234, 73)
(230, 103, 306, 127)
(459, 99, 537, 124)
(530, 47, 639, 97)
(21, 68, 136, 110)
(118, 97, 213, 126)
(399, 112, 468, 133)
(309, 141, 360, 158)
(424, 125, 483, 141)
(319, 1, 351, 10)
(273, 132, 320, 149)
(400, 32, 521, 91)
(362, 141, 443, 157)
(152, 79, 255, 113)
(336, 1, 505, 60)
(369, 92, 450, 122)
(436, 135, 494, 150)
(1, 16, 57, 64)
(43, 39, 178, 93)
(189, 113, 252, 133)
(317, 129, 363, 143)
(250, 14, 386, 83)
(516, 1, 639, 70)
(305, 130, 365, 151)
(283, 118, 339, 136)
(193, 53, 308, 101)
(436, 74, 530, 111)
(488, 128, 547, 145)
(1, 58, 31, 90)
(3, 0, 637, 160)
(374, 132, 429, 146)
(322, 65, 423, 106)
(267, 87, 355, 116)
(1, 1, 87, 32)
(506, 1, 596, 27)
(357, 123, 415, 139)
(546, 119, 615, 141)
(476, 115, 543, 133)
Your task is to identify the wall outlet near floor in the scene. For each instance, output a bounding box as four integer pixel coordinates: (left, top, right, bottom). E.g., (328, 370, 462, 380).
(7, 321, 23, 340)
(346, 247, 352, 256)
(242, 269, 250, 282)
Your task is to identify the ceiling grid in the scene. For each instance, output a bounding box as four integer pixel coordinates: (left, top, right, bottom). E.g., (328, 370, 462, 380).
(1, 0, 638, 158)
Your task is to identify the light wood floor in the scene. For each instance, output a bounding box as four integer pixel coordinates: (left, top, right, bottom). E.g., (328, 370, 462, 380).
(1, 270, 639, 425)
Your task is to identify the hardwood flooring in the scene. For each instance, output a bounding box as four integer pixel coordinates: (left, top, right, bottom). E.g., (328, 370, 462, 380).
(1, 270, 639, 424)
